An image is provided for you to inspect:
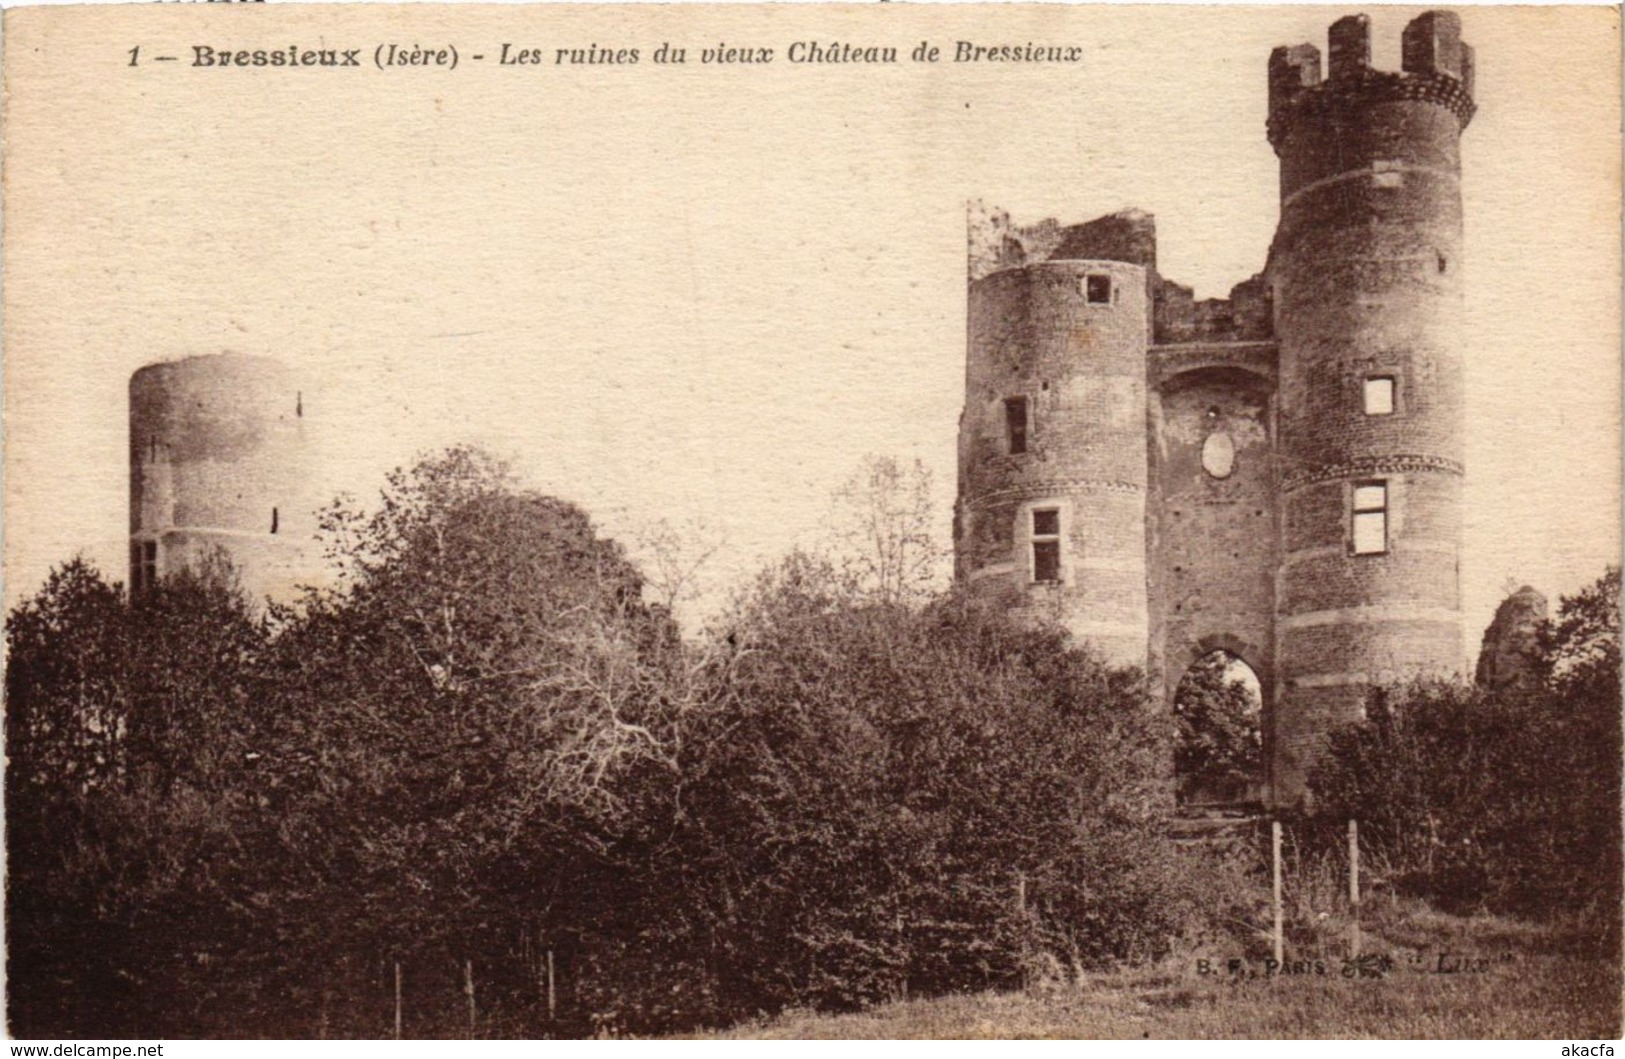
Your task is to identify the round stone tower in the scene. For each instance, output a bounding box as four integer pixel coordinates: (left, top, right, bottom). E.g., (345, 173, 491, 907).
(958, 256, 1150, 668)
(130, 353, 314, 605)
(1267, 11, 1475, 799)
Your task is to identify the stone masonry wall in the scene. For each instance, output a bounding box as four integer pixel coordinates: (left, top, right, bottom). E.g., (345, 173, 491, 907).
(130, 353, 317, 606)
(959, 260, 1150, 668)
(958, 10, 1475, 807)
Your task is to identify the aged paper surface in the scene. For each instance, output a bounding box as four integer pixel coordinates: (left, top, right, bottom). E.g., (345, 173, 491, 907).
(2, 1, 1620, 1041)
(4, 4, 1619, 630)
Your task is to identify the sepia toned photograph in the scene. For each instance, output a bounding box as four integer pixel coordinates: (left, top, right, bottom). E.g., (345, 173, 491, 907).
(2, 2, 1620, 1041)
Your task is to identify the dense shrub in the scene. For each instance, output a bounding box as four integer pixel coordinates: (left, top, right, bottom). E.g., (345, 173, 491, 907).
(1306, 569, 1621, 933)
(6, 451, 1204, 1037)
(617, 555, 1180, 1029)
(5, 558, 270, 1037)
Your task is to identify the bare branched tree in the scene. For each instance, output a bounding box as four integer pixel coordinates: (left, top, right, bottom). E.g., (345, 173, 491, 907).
(826, 454, 948, 609)
(628, 515, 729, 626)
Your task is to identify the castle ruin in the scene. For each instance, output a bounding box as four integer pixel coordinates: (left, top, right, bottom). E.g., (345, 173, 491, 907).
(957, 11, 1475, 804)
(129, 353, 317, 606)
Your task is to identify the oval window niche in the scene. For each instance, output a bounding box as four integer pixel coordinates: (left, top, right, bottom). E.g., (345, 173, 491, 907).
(1202, 431, 1236, 479)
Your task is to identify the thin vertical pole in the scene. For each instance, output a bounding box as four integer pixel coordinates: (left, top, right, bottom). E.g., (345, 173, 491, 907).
(393, 961, 402, 1040)
(465, 959, 477, 1037)
(1348, 819, 1362, 957)
(546, 949, 556, 1022)
(1271, 820, 1284, 966)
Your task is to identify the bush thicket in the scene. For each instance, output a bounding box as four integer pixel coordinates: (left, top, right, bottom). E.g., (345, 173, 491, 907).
(10, 446, 1615, 1036)
(1305, 568, 1621, 934)
(5, 449, 1200, 1038)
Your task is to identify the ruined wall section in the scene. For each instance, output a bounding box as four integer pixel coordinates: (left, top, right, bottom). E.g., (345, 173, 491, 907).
(1475, 586, 1548, 690)
(959, 259, 1150, 669)
(1146, 355, 1279, 762)
(1268, 12, 1474, 800)
(130, 353, 316, 605)
(1155, 274, 1273, 345)
(967, 201, 1064, 282)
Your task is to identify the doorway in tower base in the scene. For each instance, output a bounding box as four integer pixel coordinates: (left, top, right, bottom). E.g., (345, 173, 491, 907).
(1173, 650, 1265, 809)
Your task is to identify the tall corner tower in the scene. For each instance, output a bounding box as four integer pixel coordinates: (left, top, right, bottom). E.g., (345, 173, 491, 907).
(958, 219, 1152, 669)
(129, 353, 315, 606)
(1267, 11, 1474, 799)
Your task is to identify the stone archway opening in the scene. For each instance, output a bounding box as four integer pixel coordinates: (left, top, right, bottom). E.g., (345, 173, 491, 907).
(1173, 649, 1264, 809)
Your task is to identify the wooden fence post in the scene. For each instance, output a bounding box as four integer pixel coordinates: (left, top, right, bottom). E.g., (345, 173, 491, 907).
(1271, 819, 1284, 967)
(1348, 819, 1361, 957)
(547, 949, 556, 1023)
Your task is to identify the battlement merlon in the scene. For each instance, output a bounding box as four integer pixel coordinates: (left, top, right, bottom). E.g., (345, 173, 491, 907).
(1267, 11, 1476, 152)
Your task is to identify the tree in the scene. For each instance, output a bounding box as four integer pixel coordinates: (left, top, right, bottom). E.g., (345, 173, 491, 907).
(5, 556, 270, 1037)
(1309, 567, 1622, 926)
(826, 455, 947, 608)
(1172, 652, 1263, 806)
(629, 515, 728, 628)
(1539, 565, 1620, 695)
(624, 557, 1182, 1026)
(255, 445, 689, 1029)
(5, 560, 129, 802)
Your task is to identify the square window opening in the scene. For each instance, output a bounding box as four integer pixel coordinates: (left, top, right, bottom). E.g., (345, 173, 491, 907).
(1085, 274, 1112, 304)
(1364, 376, 1396, 416)
(1352, 481, 1388, 555)
(1031, 507, 1062, 582)
(133, 540, 159, 592)
(1033, 540, 1061, 583)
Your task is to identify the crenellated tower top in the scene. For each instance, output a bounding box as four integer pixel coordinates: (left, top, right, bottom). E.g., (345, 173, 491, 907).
(1267, 11, 1476, 153)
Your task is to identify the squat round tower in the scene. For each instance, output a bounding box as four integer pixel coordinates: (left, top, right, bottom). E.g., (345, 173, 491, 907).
(959, 257, 1150, 668)
(1267, 12, 1474, 800)
(129, 353, 314, 605)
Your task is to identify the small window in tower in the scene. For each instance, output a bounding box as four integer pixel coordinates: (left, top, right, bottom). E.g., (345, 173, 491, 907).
(1352, 481, 1388, 555)
(1084, 274, 1112, 305)
(271, 507, 279, 535)
(132, 539, 158, 593)
(1004, 396, 1029, 455)
(1364, 376, 1396, 416)
(1031, 507, 1062, 583)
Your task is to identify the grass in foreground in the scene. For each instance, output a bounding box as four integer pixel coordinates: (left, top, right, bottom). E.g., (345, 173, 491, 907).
(683, 904, 1621, 1039)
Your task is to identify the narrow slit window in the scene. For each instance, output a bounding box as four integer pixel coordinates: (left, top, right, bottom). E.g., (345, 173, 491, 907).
(1004, 396, 1029, 455)
(270, 507, 279, 535)
(1352, 481, 1388, 555)
(1085, 274, 1112, 305)
(1364, 376, 1396, 416)
(1031, 507, 1062, 583)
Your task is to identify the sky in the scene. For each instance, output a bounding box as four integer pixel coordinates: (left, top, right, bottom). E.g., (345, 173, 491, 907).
(4, 3, 1620, 660)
